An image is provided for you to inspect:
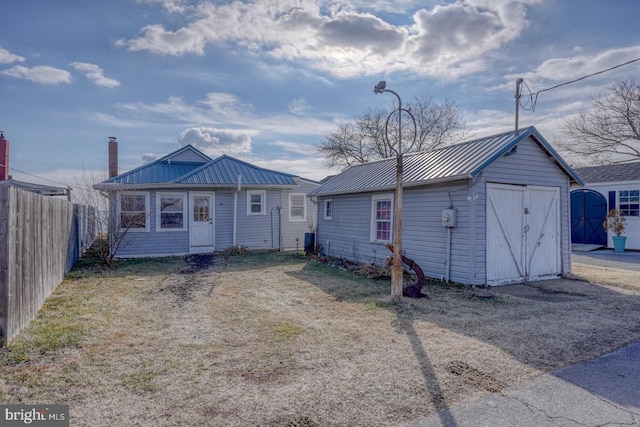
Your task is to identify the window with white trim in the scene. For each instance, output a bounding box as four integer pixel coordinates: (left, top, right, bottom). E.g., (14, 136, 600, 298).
(156, 192, 187, 231)
(370, 193, 393, 243)
(118, 192, 149, 232)
(619, 190, 640, 217)
(247, 190, 266, 215)
(324, 199, 333, 220)
(289, 193, 306, 221)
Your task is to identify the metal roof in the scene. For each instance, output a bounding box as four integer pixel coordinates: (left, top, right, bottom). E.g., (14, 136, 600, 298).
(310, 126, 583, 197)
(177, 155, 298, 186)
(0, 179, 69, 197)
(106, 161, 206, 184)
(573, 162, 640, 183)
(101, 145, 211, 185)
(95, 145, 299, 189)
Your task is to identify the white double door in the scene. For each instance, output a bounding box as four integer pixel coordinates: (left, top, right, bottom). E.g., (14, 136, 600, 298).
(486, 183, 561, 286)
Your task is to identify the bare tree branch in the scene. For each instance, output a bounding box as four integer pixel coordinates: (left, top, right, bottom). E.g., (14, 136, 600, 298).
(558, 77, 640, 164)
(317, 95, 468, 170)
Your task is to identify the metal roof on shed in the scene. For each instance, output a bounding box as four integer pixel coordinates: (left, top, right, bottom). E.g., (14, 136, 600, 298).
(573, 162, 640, 183)
(310, 126, 583, 196)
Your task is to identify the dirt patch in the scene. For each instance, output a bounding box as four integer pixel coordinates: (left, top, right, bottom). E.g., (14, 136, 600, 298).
(1, 253, 640, 426)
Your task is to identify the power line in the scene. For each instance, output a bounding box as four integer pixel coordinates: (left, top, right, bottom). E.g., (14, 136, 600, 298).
(2, 164, 70, 188)
(520, 56, 640, 112)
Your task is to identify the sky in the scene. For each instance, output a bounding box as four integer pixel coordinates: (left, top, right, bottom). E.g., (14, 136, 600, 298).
(1, 0, 640, 192)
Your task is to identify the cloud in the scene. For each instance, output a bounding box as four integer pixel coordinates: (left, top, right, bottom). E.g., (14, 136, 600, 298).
(117, 0, 539, 79)
(116, 96, 212, 123)
(270, 140, 314, 155)
(497, 45, 640, 115)
(113, 92, 335, 136)
(0, 65, 72, 85)
(137, 0, 192, 13)
(250, 156, 338, 181)
(0, 47, 25, 64)
(141, 153, 162, 163)
(288, 98, 310, 115)
(70, 62, 121, 88)
(178, 127, 252, 156)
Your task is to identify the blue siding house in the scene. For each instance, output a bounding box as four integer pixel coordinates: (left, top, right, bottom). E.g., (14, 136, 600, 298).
(94, 143, 319, 257)
(309, 127, 584, 286)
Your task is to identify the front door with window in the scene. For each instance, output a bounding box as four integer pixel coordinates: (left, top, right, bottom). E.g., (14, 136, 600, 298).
(189, 192, 214, 253)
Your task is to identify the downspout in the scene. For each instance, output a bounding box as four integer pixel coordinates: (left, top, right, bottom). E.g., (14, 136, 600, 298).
(445, 227, 452, 283)
(233, 174, 241, 247)
(271, 206, 282, 250)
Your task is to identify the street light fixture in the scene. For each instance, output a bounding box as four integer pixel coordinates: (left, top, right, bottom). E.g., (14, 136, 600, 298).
(374, 80, 404, 301)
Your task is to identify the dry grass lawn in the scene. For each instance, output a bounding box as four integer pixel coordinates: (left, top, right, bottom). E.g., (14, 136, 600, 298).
(1, 251, 640, 426)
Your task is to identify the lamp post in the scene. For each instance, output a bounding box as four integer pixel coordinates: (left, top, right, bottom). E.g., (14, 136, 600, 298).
(374, 81, 404, 301)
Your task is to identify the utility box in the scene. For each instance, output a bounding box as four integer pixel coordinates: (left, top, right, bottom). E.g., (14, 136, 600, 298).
(442, 208, 457, 228)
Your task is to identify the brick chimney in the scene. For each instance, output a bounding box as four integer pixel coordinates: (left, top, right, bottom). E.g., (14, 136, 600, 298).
(108, 136, 118, 178)
(0, 131, 8, 181)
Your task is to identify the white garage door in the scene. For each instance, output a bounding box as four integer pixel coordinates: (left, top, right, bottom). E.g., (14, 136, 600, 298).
(486, 183, 561, 286)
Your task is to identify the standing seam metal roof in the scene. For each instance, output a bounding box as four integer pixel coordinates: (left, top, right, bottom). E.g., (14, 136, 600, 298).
(177, 155, 298, 185)
(98, 146, 299, 187)
(309, 126, 583, 196)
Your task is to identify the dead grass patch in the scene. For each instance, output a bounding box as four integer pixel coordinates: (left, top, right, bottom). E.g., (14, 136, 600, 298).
(1, 252, 640, 426)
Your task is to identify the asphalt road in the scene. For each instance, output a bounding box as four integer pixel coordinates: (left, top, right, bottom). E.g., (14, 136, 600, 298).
(572, 248, 640, 272)
(408, 341, 640, 427)
(408, 248, 640, 426)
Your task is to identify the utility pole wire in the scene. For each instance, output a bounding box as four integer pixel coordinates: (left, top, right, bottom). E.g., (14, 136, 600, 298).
(520, 56, 640, 112)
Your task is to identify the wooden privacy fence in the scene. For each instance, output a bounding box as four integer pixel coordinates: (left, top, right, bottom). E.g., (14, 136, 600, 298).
(0, 186, 96, 345)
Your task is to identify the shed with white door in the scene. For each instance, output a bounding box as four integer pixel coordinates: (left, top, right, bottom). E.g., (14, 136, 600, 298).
(309, 126, 584, 287)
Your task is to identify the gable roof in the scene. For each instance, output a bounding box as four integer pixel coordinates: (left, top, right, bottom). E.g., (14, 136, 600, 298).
(573, 162, 640, 184)
(100, 144, 211, 185)
(176, 154, 298, 186)
(310, 126, 583, 197)
(94, 145, 299, 189)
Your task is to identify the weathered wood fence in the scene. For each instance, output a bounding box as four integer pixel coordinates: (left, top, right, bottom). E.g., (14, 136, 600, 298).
(0, 186, 96, 345)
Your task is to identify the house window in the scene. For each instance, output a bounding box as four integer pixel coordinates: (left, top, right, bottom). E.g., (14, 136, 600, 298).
(156, 192, 187, 231)
(370, 193, 393, 243)
(247, 190, 266, 215)
(193, 196, 210, 222)
(619, 190, 640, 217)
(118, 192, 149, 231)
(289, 193, 306, 221)
(324, 199, 333, 220)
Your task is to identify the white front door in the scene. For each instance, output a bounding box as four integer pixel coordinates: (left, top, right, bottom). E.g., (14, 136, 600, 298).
(189, 192, 214, 253)
(486, 183, 560, 285)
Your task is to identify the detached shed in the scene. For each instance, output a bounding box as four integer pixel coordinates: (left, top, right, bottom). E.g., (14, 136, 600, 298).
(310, 126, 583, 286)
